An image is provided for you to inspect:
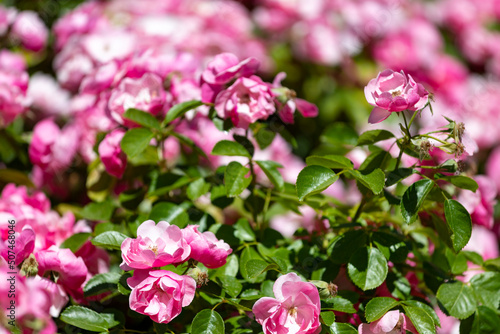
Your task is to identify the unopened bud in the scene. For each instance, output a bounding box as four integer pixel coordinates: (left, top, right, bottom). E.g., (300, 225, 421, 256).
(312, 280, 338, 299)
(419, 140, 433, 160)
(188, 267, 209, 288)
(20, 254, 38, 277)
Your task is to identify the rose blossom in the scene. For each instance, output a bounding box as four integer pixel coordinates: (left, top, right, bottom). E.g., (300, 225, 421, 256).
(215, 75, 275, 128)
(108, 73, 166, 126)
(364, 69, 429, 124)
(10, 10, 48, 52)
(358, 310, 418, 334)
(253, 272, 321, 334)
(182, 225, 232, 269)
(128, 270, 196, 324)
(457, 175, 497, 229)
(98, 128, 127, 178)
(120, 220, 190, 270)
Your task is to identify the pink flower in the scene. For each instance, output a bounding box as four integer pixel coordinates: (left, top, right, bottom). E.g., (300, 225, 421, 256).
(202, 52, 259, 85)
(98, 128, 127, 178)
(0, 62, 30, 127)
(128, 270, 196, 324)
(120, 220, 190, 270)
(458, 175, 497, 229)
(358, 310, 418, 334)
(35, 246, 88, 293)
(215, 75, 276, 128)
(28, 73, 71, 117)
(108, 73, 166, 127)
(29, 118, 80, 173)
(0, 6, 16, 36)
(486, 147, 500, 194)
(253, 272, 321, 334)
(364, 70, 429, 123)
(10, 11, 48, 52)
(0, 226, 35, 266)
(182, 225, 232, 269)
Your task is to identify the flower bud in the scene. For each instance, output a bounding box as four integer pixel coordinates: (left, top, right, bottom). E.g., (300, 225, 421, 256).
(20, 253, 38, 277)
(187, 267, 209, 288)
(311, 280, 338, 299)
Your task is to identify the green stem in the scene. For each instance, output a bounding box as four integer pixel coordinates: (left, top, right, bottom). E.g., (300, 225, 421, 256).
(418, 134, 449, 145)
(352, 197, 366, 223)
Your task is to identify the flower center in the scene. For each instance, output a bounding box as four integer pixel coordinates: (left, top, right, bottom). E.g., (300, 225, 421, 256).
(288, 306, 298, 316)
(391, 90, 402, 97)
(149, 245, 158, 255)
(240, 93, 251, 104)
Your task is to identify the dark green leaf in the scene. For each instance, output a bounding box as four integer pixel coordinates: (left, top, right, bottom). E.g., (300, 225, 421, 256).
(245, 259, 279, 278)
(123, 108, 160, 130)
(365, 297, 399, 322)
(321, 123, 358, 146)
(324, 296, 356, 313)
(240, 247, 266, 283)
(329, 322, 358, 334)
(0, 169, 34, 187)
(255, 160, 284, 192)
(60, 233, 91, 253)
(80, 200, 115, 221)
(435, 175, 478, 193)
(470, 306, 500, 334)
(386, 168, 415, 187)
(328, 230, 367, 264)
(187, 178, 210, 201)
(211, 140, 251, 158)
(84, 272, 121, 296)
(403, 300, 441, 327)
(149, 202, 189, 228)
(372, 232, 408, 264)
(91, 231, 128, 250)
(347, 247, 388, 291)
(321, 311, 336, 326)
(470, 272, 500, 309)
(60, 306, 110, 332)
(164, 100, 203, 125)
(357, 130, 395, 146)
(306, 155, 354, 170)
(119, 188, 146, 210)
(444, 199, 472, 253)
(191, 309, 225, 334)
(233, 134, 255, 157)
(400, 179, 434, 224)
(437, 281, 476, 319)
(224, 161, 252, 197)
(296, 165, 338, 201)
(346, 169, 385, 195)
(234, 219, 255, 242)
(121, 128, 154, 157)
(402, 304, 437, 334)
(217, 275, 242, 298)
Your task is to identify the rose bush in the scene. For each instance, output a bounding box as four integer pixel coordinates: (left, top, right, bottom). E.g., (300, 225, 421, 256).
(0, 1, 499, 334)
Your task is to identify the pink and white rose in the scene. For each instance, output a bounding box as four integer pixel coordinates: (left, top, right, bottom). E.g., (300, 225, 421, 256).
(98, 128, 127, 179)
(182, 225, 232, 269)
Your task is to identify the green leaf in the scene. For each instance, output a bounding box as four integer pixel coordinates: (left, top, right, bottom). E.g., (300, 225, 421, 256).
(0, 169, 34, 187)
(84, 272, 121, 296)
(296, 165, 338, 201)
(119, 188, 146, 210)
(91, 231, 128, 250)
(365, 297, 399, 322)
(187, 178, 210, 201)
(224, 161, 252, 197)
(435, 175, 478, 192)
(245, 259, 279, 278)
(321, 123, 358, 146)
(403, 300, 441, 327)
(164, 100, 203, 125)
(470, 272, 500, 309)
(60, 306, 110, 332)
(469, 306, 500, 334)
(306, 155, 354, 170)
(400, 179, 434, 224)
(217, 275, 242, 298)
(211, 140, 251, 158)
(191, 309, 224, 334)
(444, 199, 472, 253)
(324, 296, 356, 313)
(357, 129, 395, 146)
(328, 230, 367, 264)
(402, 304, 437, 334)
(123, 108, 160, 130)
(233, 134, 255, 157)
(329, 322, 358, 334)
(372, 232, 408, 264)
(118, 272, 132, 295)
(234, 219, 255, 242)
(60, 233, 91, 253)
(385, 168, 415, 187)
(240, 247, 266, 283)
(121, 128, 154, 157)
(321, 311, 336, 326)
(437, 281, 477, 319)
(345, 169, 385, 195)
(149, 202, 189, 228)
(255, 160, 285, 192)
(80, 200, 115, 221)
(347, 247, 388, 291)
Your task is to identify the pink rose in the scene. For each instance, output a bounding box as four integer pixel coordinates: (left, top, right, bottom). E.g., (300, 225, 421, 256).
(486, 147, 500, 194)
(0, 64, 30, 127)
(0, 226, 35, 266)
(29, 118, 80, 173)
(10, 11, 48, 52)
(98, 128, 127, 178)
(457, 175, 497, 229)
(182, 225, 232, 269)
(358, 310, 418, 334)
(215, 75, 276, 128)
(253, 272, 321, 334)
(28, 73, 71, 117)
(108, 73, 166, 127)
(120, 220, 190, 270)
(128, 270, 196, 324)
(36, 246, 88, 293)
(364, 69, 429, 123)
(202, 52, 260, 85)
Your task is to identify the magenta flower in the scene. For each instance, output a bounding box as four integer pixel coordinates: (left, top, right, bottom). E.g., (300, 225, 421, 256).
(215, 75, 276, 128)
(358, 310, 417, 334)
(128, 270, 196, 324)
(120, 220, 190, 270)
(182, 225, 232, 269)
(98, 128, 127, 179)
(10, 11, 48, 52)
(252, 272, 321, 334)
(364, 69, 429, 123)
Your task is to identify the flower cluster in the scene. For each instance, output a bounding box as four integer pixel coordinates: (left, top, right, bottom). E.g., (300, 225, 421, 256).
(120, 220, 232, 323)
